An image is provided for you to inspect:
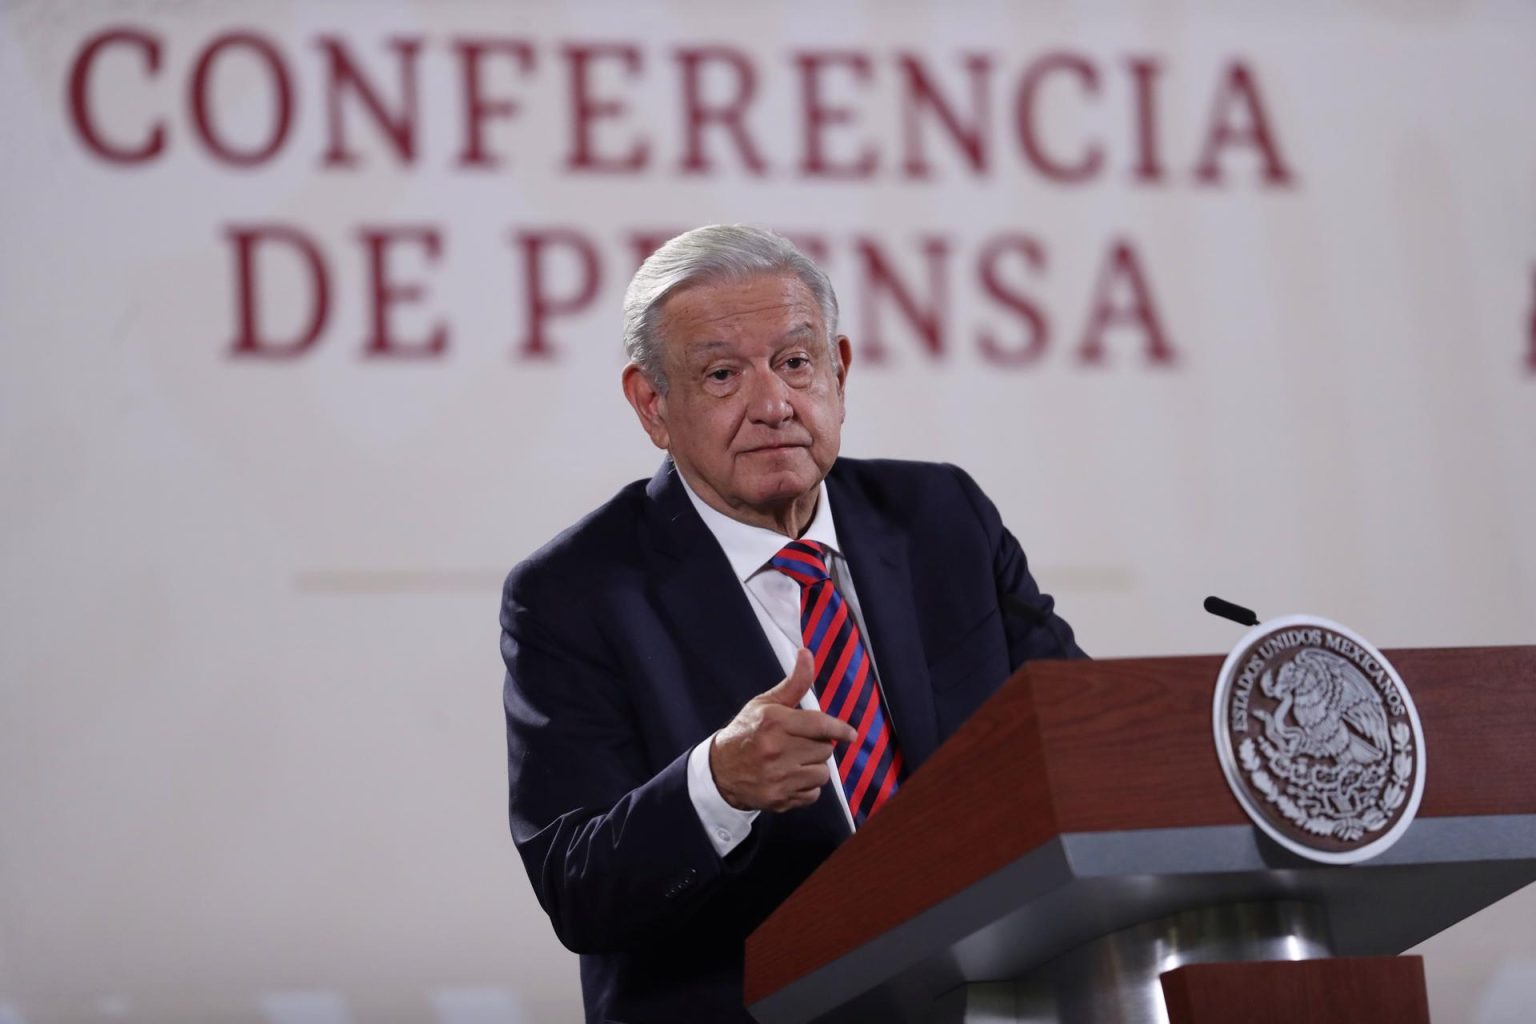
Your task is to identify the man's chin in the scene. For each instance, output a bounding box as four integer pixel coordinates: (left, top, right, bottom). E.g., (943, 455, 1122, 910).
(742, 468, 822, 508)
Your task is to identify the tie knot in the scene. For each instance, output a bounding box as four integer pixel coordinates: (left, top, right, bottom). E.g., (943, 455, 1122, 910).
(770, 540, 831, 586)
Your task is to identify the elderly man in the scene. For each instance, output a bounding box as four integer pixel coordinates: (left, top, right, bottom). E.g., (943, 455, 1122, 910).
(501, 225, 1083, 1023)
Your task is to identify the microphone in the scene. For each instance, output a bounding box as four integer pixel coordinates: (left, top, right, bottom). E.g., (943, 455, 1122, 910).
(1204, 595, 1259, 627)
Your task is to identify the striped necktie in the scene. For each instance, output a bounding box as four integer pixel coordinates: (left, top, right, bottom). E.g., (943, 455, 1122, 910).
(769, 540, 902, 825)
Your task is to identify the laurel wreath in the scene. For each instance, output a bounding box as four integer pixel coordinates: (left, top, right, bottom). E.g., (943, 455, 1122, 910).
(1240, 722, 1412, 843)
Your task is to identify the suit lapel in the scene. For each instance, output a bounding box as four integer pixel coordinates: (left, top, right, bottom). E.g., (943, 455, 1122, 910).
(641, 462, 784, 722)
(827, 467, 940, 770)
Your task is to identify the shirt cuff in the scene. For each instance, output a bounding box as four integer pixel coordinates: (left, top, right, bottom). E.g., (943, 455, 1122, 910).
(687, 735, 759, 857)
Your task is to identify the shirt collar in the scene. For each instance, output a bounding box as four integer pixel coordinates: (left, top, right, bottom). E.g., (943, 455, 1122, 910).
(675, 467, 843, 583)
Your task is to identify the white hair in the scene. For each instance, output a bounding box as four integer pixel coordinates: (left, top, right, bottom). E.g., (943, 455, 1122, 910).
(622, 225, 840, 392)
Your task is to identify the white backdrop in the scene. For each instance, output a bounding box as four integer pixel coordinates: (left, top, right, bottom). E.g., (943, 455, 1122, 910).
(2, 1, 1534, 1021)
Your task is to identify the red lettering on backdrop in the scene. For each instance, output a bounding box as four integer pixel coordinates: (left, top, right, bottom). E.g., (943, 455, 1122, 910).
(317, 35, 422, 168)
(1194, 60, 1294, 187)
(514, 229, 602, 359)
(67, 27, 167, 164)
(564, 44, 649, 173)
(676, 47, 767, 175)
(1016, 52, 1103, 184)
(978, 235, 1049, 365)
(53, 29, 1315, 369)
(855, 235, 950, 363)
(226, 225, 330, 357)
(898, 52, 991, 178)
(359, 226, 447, 358)
(61, 33, 1304, 194)
(1077, 238, 1176, 365)
(795, 51, 878, 179)
(453, 38, 536, 169)
(1126, 56, 1164, 184)
(190, 32, 293, 167)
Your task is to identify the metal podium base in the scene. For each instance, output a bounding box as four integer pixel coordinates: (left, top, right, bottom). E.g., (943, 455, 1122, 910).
(938, 901, 1333, 1024)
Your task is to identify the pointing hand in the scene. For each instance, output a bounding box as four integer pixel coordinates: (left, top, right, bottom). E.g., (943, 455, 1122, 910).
(709, 649, 858, 812)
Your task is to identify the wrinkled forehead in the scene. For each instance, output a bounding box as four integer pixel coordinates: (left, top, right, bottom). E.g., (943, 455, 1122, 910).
(656, 273, 825, 359)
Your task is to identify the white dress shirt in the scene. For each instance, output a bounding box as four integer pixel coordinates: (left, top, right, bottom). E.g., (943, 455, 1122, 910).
(677, 472, 886, 856)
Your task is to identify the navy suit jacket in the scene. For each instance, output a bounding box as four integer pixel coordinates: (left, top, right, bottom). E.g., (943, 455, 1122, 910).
(501, 458, 1083, 1023)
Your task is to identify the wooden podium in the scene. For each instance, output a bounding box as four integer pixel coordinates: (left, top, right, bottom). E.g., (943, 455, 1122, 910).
(744, 646, 1536, 1023)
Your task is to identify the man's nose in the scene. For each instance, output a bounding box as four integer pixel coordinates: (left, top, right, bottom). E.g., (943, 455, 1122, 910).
(744, 368, 794, 424)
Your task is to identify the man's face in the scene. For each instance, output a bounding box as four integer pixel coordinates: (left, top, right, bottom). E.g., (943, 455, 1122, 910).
(624, 273, 851, 533)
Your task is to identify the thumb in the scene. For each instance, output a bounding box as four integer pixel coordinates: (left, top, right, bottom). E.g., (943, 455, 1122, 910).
(762, 648, 815, 706)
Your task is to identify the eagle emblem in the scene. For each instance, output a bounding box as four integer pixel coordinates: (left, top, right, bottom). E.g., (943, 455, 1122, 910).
(1257, 650, 1389, 766)
(1213, 616, 1426, 864)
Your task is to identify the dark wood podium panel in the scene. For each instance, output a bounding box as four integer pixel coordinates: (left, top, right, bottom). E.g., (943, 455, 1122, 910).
(987, 645, 1536, 834)
(1160, 956, 1431, 1024)
(745, 645, 1536, 1023)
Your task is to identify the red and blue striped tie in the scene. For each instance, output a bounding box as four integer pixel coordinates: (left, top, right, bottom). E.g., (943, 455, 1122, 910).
(770, 540, 902, 826)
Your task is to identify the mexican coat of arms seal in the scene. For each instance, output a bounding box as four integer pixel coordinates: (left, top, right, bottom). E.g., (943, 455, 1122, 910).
(1213, 615, 1427, 863)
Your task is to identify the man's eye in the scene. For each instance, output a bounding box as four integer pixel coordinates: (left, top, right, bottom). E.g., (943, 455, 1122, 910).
(708, 368, 733, 382)
(783, 357, 810, 370)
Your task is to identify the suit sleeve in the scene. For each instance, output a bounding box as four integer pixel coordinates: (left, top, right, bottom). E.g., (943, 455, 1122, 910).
(501, 566, 750, 954)
(948, 464, 1089, 663)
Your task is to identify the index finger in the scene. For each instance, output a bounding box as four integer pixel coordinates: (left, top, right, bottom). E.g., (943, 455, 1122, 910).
(780, 707, 858, 745)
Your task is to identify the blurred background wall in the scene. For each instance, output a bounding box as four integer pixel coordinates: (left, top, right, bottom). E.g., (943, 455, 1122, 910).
(1, 0, 1532, 1020)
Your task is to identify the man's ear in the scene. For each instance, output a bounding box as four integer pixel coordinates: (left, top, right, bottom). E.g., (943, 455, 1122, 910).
(622, 363, 670, 450)
(834, 335, 852, 401)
